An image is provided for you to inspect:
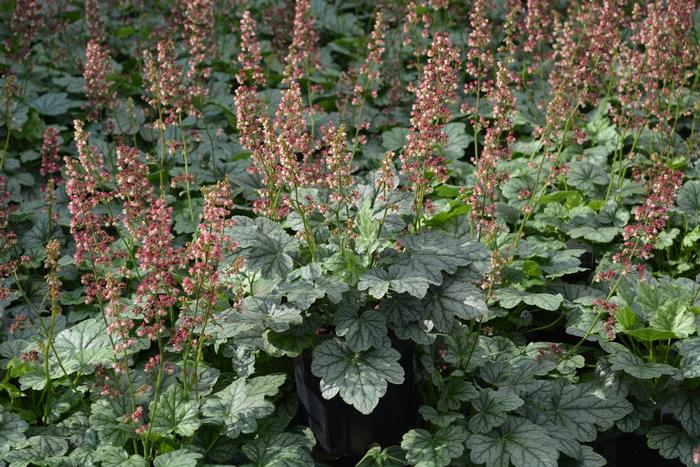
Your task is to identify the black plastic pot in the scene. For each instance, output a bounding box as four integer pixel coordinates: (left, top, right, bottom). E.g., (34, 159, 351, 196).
(595, 433, 682, 466)
(293, 339, 417, 459)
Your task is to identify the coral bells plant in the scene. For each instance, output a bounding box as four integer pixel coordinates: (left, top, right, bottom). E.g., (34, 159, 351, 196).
(3, 2, 700, 467)
(400, 32, 460, 229)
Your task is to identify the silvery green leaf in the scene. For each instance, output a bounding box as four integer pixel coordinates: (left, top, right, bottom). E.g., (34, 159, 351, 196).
(401, 425, 467, 467)
(418, 406, 462, 428)
(667, 391, 700, 437)
(230, 217, 300, 278)
(437, 378, 478, 411)
(202, 374, 286, 438)
(381, 293, 423, 327)
(466, 416, 558, 467)
(358, 265, 431, 299)
(220, 297, 303, 337)
(677, 181, 700, 225)
(649, 300, 696, 338)
(381, 127, 409, 151)
(395, 231, 488, 285)
(647, 425, 700, 466)
(567, 161, 609, 193)
(30, 92, 80, 116)
(521, 380, 633, 442)
(495, 288, 523, 309)
(153, 449, 202, 467)
(521, 292, 563, 311)
(52, 318, 115, 374)
(677, 338, 700, 378)
(424, 279, 487, 332)
(334, 308, 387, 352)
(468, 388, 524, 433)
(439, 123, 473, 160)
(241, 429, 315, 467)
(95, 447, 146, 467)
(311, 338, 404, 414)
(603, 341, 677, 379)
(89, 398, 135, 446)
(4, 435, 68, 467)
(0, 407, 28, 452)
(149, 384, 200, 437)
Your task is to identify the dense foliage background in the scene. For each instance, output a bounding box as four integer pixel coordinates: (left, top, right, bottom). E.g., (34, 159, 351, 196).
(1, 0, 700, 466)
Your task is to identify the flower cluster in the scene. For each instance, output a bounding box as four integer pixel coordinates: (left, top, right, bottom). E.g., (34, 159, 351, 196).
(613, 161, 684, 271)
(550, 0, 623, 106)
(284, 0, 320, 81)
(352, 11, 386, 107)
(469, 63, 515, 237)
(85, 0, 106, 43)
(40, 127, 61, 181)
(84, 40, 114, 121)
(182, 180, 235, 306)
(236, 11, 265, 88)
(65, 120, 114, 267)
(400, 33, 460, 197)
(184, 0, 214, 89)
(143, 39, 190, 125)
(320, 124, 357, 208)
(464, 0, 493, 99)
(11, 0, 43, 59)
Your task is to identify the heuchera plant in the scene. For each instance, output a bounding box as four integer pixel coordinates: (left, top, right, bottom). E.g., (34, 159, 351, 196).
(0, 1, 700, 467)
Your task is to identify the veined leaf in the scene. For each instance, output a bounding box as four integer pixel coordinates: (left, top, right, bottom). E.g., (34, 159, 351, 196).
(468, 388, 524, 434)
(358, 265, 431, 299)
(401, 425, 467, 467)
(333, 308, 388, 352)
(311, 338, 404, 414)
(202, 374, 286, 438)
(467, 416, 558, 467)
(149, 384, 200, 437)
(153, 449, 202, 467)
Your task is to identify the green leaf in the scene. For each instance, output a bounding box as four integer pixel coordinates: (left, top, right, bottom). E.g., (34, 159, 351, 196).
(382, 127, 409, 151)
(494, 289, 562, 311)
(242, 430, 315, 467)
(522, 380, 633, 442)
(202, 374, 286, 438)
(0, 407, 28, 453)
(567, 161, 609, 193)
(218, 297, 303, 338)
(649, 300, 696, 338)
(90, 398, 135, 445)
(149, 384, 200, 437)
(396, 231, 489, 285)
(231, 217, 300, 278)
(358, 265, 431, 299)
(468, 388, 524, 434)
(668, 391, 700, 437)
(334, 308, 388, 352)
(153, 449, 202, 467)
(439, 123, 473, 160)
(521, 292, 563, 311)
(30, 92, 80, 116)
(52, 318, 115, 374)
(418, 406, 462, 428)
(647, 425, 700, 466)
(401, 425, 467, 467)
(603, 341, 677, 379)
(95, 447, 146, 467)
(677, 181, 700, 225)
(311, 338, 404, 414)
(424, 279, 487, 332)
(437, 378, 478, 411)
(678, 338, 700, 378)
(467, 416, 558, 467)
